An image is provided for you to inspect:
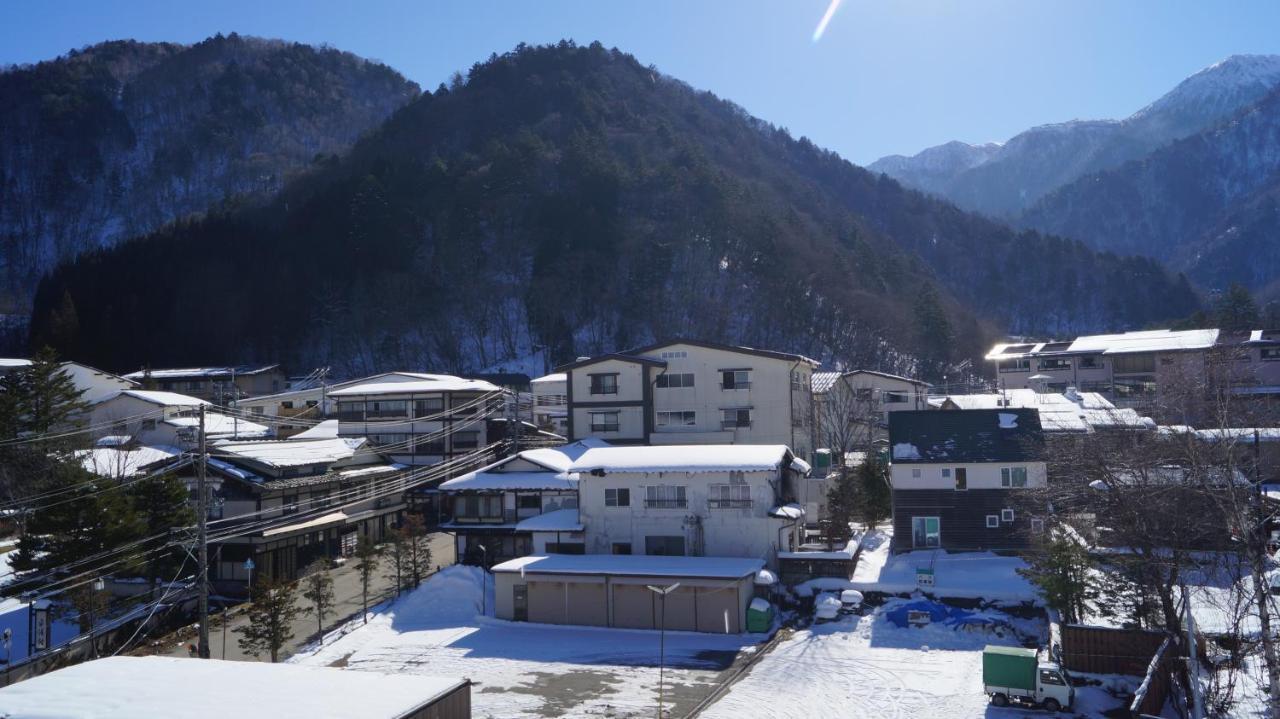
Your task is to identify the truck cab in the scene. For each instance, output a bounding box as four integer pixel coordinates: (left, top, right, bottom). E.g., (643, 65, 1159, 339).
(982, 645, 1073, 713)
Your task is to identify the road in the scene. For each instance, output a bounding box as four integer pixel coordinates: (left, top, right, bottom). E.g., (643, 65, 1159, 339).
(161, 531, 456, 662)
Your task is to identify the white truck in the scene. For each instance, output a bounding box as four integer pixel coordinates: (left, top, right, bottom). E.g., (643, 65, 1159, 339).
(982, 645, 1073, 712)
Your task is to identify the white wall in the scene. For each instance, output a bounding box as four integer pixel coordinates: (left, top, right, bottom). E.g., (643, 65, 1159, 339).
(890, 461, 1047, 490)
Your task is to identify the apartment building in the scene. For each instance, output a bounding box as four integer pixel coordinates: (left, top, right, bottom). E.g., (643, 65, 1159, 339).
(124, 365, 288, 401)
(888, 409, 1046, 553)
(560, 339, 819, 458)
(986, 328, 1280, 421)
(529, 372, 568, 435)
(812, 369, 930, 449)
(571, 444, 809, 568)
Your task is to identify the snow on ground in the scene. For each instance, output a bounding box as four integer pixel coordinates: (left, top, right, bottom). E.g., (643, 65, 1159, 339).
(702, 600, 1126, 719)
(291, 566, 764, 718)
(850, 527, 1038, 603)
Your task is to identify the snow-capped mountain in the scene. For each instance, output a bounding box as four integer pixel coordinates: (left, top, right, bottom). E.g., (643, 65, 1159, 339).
(869, 54, 1280, 219)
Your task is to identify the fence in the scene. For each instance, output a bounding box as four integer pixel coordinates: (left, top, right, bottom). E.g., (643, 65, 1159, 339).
(1060, 624, 1168, 675)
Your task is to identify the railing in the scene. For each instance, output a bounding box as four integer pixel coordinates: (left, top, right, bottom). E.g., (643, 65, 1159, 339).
(720, 382, 751, 390)
(708, 499, 753, 509)
(645, 499, 687, 509)
(590, 424, 620, 433)
(721, 420, 752, 430)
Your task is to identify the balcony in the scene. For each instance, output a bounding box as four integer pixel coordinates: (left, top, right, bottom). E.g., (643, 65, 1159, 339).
(645, 499, 687, 509)
(708, 499, 753, 509)
(721, 420, 752, 430)
(720, 382, 751, 390)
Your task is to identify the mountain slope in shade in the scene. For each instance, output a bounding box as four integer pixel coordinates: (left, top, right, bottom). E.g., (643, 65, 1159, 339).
(869, 54, 1280, 219)
(1020, 85, 1280, 292)
(0, 34, 419, 316)
(28, 43, 1199, 378)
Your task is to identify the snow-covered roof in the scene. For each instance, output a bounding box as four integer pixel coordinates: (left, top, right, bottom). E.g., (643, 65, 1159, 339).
(211, 437, 355, 469)
(530, 373, 566, 384)
(76, 445, 183, 478)
(811, 371, 841, 394)
(327, 372, 501, 396)
(291, 419, 339, 440)
(0, 656, 467, 719)
(987, 329, 1221, 360)
(768, 504, 805, 519)
(940, 390, 1144, 434)
(518, 438, 611, 472)
(100, 389, 211, 407)
(165, 413, 271, 439)
(492, 554, 764, 579)
(263, 511, 348, 537)
(440, 470, 577, 492)
(0, 358, 32, 369)
(514, 508, 583, 532)
(122, 365, 279, 380)
(1194, 427, 1280, 443)
(569, 444, 791, 474)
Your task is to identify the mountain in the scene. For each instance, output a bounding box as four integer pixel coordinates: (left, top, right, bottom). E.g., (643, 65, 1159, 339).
(0, 34, 419, 320)
(1020, 84, 1280, 294)
(28, 42, 1199, 379)
(869, 55, 1280, 219)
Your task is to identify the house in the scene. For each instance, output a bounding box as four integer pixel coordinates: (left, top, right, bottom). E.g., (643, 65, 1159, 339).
(437, 439, 607, 566)
(328, 372, 504, 468)
(812, 369, 930, 449)
(58, 361, 138, 404)
(200, 430, 408, 586)
(0, 656, 471, 719)
(124, 364, 288, 401)
(560, 339, 819, 457)
(88, 389, 270, 447)
(530, 372, 568, 435)
(571, 444, 810, 568)
(491, 554, 763, 633)
(986, 328, 1280, 420)
(888, 409, 1046, 553)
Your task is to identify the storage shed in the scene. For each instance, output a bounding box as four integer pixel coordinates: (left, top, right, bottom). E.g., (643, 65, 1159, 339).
(492, 554, 764, 634)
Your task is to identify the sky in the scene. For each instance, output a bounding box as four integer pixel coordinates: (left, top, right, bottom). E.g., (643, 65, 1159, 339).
(4, 1, 1280, 165)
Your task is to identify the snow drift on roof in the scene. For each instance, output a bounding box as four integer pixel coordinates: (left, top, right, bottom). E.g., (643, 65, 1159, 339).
(212, 437, 354, 468)
(514, 508, 583, 532)
(327, 372, 501, 396)
(440, 470, 577, 492)
(569, 444, 790, 474)
(518, 438, 610, 472)
(530, 373, 566, 384)
(76, 445, 183, 478)
(102, 389, 210, 407)
(165, 413, 271, 439)
(492, 554, 763, 578)
(291, 419, 340, 440)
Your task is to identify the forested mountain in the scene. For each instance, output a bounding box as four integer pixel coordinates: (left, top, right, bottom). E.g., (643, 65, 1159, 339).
(1019, 85, 1280, 297)
(29, 43, 1198, 380)
(869, 55, 1280, 219)
(0, 34, 419, 323)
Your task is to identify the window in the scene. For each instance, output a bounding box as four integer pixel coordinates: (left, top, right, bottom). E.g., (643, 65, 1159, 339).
(884, 391, 909, 404)
(645, 485, 687, 508)
(250, 406, 265, 415)
(1001, 508, 1015, 523)
(1112, 354, 1156, 374)
(1079, 356, 1102, 369)
(590, 411, 620, 433)
(281, 401, 294, 409)
(911, 517, 940, 548)
(854, 388, 874, 401)
(1001, 467, 1029, 488)
(416, 436, 446, 455)
(1039, 358, 1070, 371)
(415, 397, 445, 416)
(998, 358, 1031, 373)
(336, 401, 364, 421)
(589, 373, 619, 395)
(659, 351, 687, 359)
(612, 542, 633, 555)
(656, 411, 696, 427)
(281, 494, 299, 515)
(1263, 347, 1280, 361)
(1030, 518, 1045, 534)
(517, 495, 541, 510)
(721, 408, 752, 429)
(790, 370, 808, 389)
(655, 373, 695, 389)
(954, 467, 967, 491)
(721, 370, 751, 390)
(455, 495, 502, 520)
(141, 419, 157, 431)
(1039, 670, 1065, 686)
(644, 536, 686, 556)
(941, 468, 951, 478)
(546, 543, 585, 555)
(452, 431, 480, 450)
(605, 488, 631, 507)
(187, 381, 205, 391)
(708, 484, 752, 509)
(911, 468, 922, 478)
(370, 433, 410, 449)
(985, 515, 1000, 529)
(367, 400, 408, 418)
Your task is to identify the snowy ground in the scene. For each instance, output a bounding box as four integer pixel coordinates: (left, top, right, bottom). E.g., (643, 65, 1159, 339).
(851, 527, 1037, 603)
(291, 566, 768, 718)
(701, 601, 1128, 719)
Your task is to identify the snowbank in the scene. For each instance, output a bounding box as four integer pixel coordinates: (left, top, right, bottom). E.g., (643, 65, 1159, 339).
(851, 546, 1039, 603)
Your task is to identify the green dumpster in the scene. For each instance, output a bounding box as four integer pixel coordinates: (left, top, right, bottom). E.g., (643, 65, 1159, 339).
(747, 598, 774, 632)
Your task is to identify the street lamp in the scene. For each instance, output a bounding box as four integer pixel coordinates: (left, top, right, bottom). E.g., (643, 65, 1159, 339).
(646, 582, 681, 718)
(89, 577, 105, 658)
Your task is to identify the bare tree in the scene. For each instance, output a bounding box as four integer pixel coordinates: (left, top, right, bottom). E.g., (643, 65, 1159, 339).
(814, 376, 885, 460)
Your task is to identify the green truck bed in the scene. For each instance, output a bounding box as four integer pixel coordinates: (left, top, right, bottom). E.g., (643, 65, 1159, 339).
(982, 645, 1037, 692)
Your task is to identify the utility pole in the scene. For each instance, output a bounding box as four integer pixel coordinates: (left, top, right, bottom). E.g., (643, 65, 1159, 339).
(196, 404, 210, 659)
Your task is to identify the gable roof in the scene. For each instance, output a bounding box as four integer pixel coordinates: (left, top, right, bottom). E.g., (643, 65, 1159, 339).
(123, 365, 280, 381)
(812, 369, 928, 393)
(624, 338, 820, 366)
(554, 353, 667, 372)
(100, 389, 211, 407)
(327, 372, 501, 396)
(569, 444, 792, 474)
(889, 409, 1043, 464)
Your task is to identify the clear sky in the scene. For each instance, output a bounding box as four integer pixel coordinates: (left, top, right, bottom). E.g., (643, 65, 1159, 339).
(4, 1, 1280, 165)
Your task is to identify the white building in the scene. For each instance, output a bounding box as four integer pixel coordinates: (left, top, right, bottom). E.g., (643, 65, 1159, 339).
(561, 339, 819, 458)
(88, 389, 269, 447)
(58, 361, 138, 404)
(529, 372, 568, 435)
(570, 444, 809, 568)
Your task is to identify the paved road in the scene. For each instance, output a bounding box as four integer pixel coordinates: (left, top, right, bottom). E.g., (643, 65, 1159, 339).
(162, 531, 456, 662)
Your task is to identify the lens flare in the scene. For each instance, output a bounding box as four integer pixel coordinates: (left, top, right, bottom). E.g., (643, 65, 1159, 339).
(812, 0, 844, 43)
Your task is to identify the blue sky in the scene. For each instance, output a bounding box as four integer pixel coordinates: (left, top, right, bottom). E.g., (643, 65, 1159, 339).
(4, 1, 1280, 164)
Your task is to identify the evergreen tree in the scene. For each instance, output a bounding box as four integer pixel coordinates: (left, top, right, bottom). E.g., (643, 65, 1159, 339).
(1017, 533, 1095, 624)
(822, 469, 858, 550)
(300, 559, 336, 635)
(0, 347, 89, 440)
(383, 525, 409, 594)
(402, 513, 433, 588)
(353, 534, 381, 624)
(126, 474, 195, 595)
(855, 456, 892, 530)
(913, 283, 953, 380)
(236, 576, 300, 663)
(1214, 283, 1260, 331)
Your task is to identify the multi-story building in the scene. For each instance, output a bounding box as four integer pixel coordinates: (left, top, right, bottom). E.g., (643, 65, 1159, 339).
(812, 369, 930, 450)
(327, 373, 504, 467)
(88, 389, 270, 446)
(888, 408, 1046, 553)
(124, 365, 288, 401)
(529, 372, 568, 435)
(986, 328, 1280, 421)
(560, 339, 819, 458)
(571, 444, 809, 568)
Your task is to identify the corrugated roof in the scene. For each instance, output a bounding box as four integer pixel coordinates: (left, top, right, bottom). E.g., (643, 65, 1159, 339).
(889, 409, 1043, 463)
(569, 444, 791, 473)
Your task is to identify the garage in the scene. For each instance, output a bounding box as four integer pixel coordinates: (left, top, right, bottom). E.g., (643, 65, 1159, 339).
(492, 554, 763, 634)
